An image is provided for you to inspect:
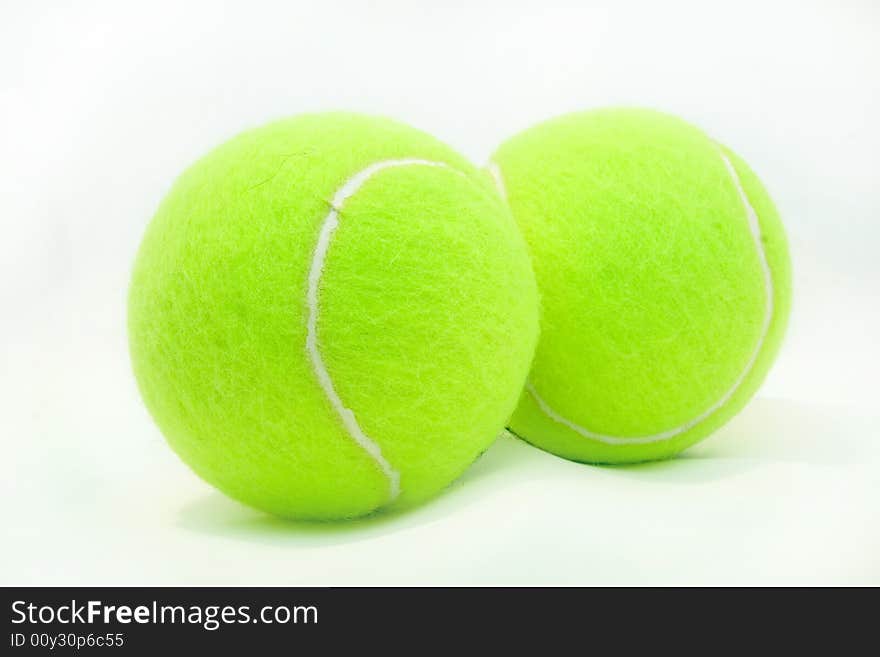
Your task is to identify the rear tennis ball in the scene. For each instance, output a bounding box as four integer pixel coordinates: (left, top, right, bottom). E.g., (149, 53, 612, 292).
(490, 108, 792, 464)
(129, 113, 539, 519)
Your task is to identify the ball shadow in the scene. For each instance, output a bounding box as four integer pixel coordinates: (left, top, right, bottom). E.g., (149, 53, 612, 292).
(176, 399, 878, 542)
(175, 430, 538, 546)
(600, 397, 879, 484)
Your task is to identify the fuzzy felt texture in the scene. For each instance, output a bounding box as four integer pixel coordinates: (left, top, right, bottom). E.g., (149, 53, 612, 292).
(491, 108, 792, 464)
(128, 113, 539, 519)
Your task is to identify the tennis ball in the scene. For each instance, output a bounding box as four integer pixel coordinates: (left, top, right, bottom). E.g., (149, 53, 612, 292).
(489, 108, 792, 464)
(129, 113, 539, 519)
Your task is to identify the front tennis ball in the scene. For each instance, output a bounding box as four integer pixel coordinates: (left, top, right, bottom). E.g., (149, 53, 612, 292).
(490, 108, 792, 464)
(129, 113, 539, 519)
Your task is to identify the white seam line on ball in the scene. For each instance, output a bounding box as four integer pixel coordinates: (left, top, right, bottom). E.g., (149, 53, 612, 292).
(306, 158, 452, 500)
(489, 152, 775, 445)
(487, 162, 508, 202)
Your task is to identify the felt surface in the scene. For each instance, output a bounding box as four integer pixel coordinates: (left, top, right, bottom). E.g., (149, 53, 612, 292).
(128, 113, 539, 519)
(492, 108, 792, 463)
(5, 0, 877, 587)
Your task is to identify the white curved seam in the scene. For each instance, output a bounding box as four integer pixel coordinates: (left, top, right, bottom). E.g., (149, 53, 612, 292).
(490, 151, 775, 445)
(487, 161, 507, 202)
(306, 158, 451, 500)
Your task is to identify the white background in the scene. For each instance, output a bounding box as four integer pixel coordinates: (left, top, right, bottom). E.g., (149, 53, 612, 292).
(2, 0, 878, 585)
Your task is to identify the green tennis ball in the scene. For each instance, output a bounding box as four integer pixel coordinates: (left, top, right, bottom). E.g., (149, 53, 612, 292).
(129, 113, 539, 520)
(490, 108, 792, 464)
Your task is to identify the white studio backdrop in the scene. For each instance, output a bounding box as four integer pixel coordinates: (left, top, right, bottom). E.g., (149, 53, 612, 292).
(1, 0, 878, 584)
